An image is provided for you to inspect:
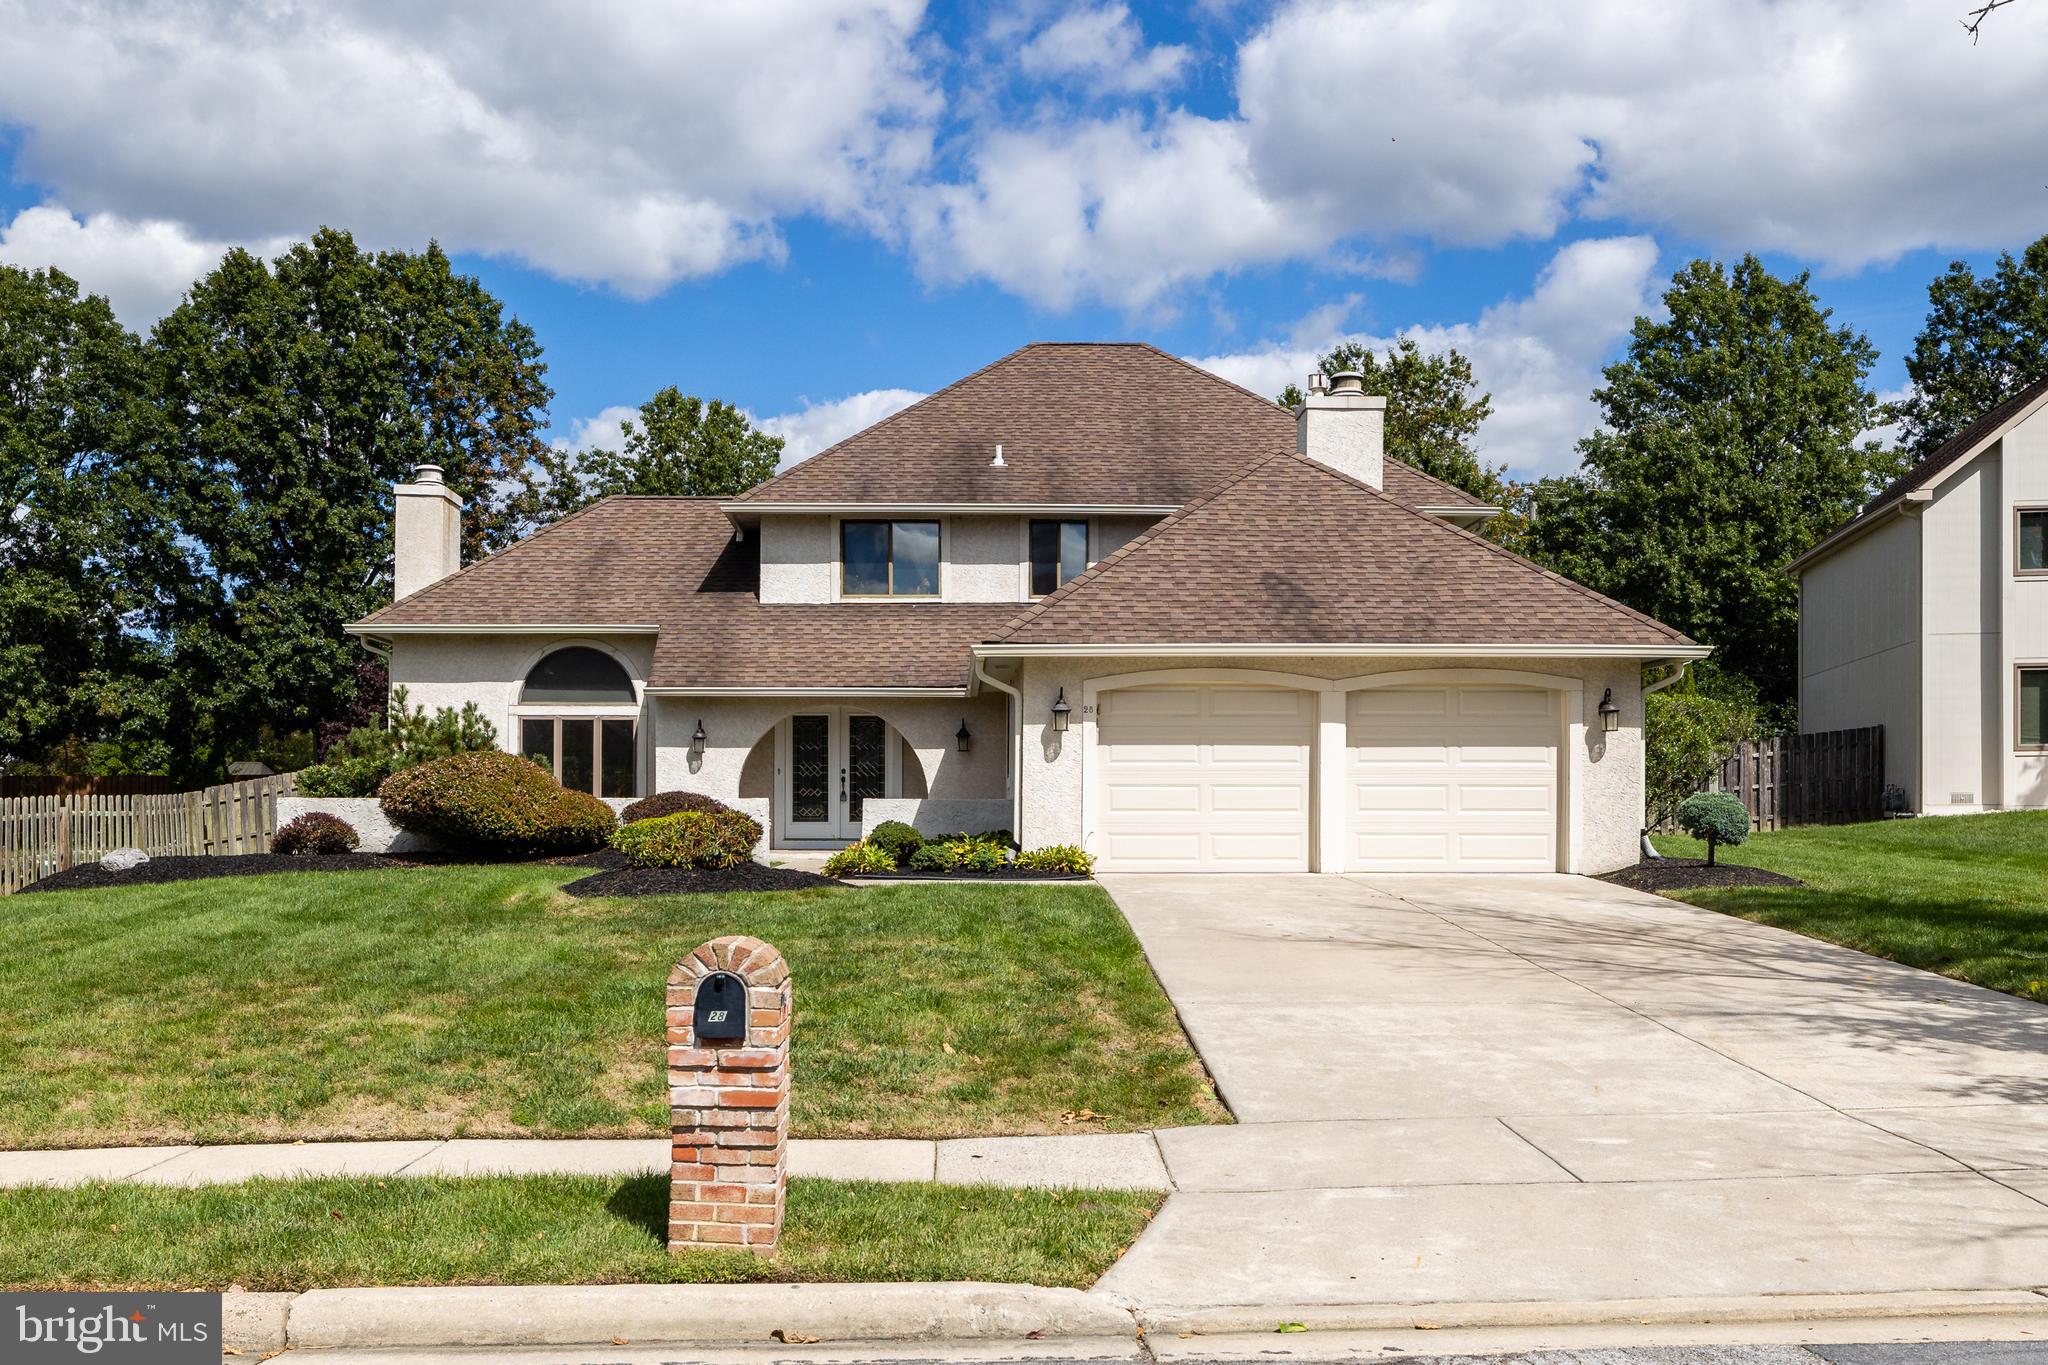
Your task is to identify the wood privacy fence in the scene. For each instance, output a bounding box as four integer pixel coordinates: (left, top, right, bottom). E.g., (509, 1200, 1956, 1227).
(0, 774, 298, 895)
(1715, 726, 1885, 832)
(0, 775, 179, 798)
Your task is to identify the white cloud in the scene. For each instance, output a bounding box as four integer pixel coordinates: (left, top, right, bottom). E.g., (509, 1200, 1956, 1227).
(757, 388, 927, 467)
(554, 405, 641, 455)
(1188, 236, 1662, 478)
(1016, 4, 1192, 96)
(0, 205, 295, 325)
(0, 0, 936, 299)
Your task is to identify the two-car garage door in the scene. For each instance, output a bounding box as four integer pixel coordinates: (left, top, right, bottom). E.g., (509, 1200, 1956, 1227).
(1095, 683, 1558, 873)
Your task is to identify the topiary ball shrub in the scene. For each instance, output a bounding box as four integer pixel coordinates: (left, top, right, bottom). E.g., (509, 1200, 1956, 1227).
(1676, 791, 1751, 867)
(822, 840, 896, 876)
(619, 789, 735, 824)
(611, 810, 760, 869)
(274, 812, 361, 856)
(379, 750, 615, 854)
(866, 819, 923, 868)
(1015, 844, 1095, 876)
(906, 842, 958, 873)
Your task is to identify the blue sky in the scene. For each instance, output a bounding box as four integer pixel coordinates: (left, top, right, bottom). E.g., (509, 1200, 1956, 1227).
(1, 1, 2041, 478)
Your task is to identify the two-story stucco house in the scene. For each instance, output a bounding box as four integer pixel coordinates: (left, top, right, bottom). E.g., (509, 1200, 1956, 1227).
(347, 343, 1705, 873)
(1791, 374, 2048, 814)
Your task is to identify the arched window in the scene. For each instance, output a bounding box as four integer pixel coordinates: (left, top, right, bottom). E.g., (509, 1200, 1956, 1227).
(518, 647, 639, 797)
(521, 647, 635, 704)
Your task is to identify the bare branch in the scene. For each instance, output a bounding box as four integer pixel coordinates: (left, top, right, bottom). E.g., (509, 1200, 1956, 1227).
(1962, 0, 2020, 43)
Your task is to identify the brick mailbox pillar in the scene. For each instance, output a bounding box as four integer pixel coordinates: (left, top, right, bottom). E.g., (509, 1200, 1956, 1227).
(667, 935, 791, 1254)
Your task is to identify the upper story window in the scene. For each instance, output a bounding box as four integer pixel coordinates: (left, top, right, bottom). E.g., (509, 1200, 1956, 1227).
(1029, 519, 1088, 597)
(2020, 508, 2047, 575)
(842, 520, 939, 597)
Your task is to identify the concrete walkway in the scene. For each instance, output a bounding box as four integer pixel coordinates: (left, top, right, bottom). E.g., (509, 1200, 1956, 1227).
(1096, 873, 2048, 1313)
(0, 1133, 1172, 1190)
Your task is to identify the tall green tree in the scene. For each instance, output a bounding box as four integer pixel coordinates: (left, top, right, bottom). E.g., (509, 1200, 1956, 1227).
(1279, 337, 1518, 509)
(1893, 233, 2048, 459)
(133, 229, 553, 781)
(1527, 256, 1901, 703)
(515, 386, 783, 530)
(0, 265, 166, 773)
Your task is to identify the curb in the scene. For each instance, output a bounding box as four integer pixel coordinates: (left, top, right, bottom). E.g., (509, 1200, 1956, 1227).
(1134, 1288, 2048, 1336)
(226, 1283, 1138, 1352)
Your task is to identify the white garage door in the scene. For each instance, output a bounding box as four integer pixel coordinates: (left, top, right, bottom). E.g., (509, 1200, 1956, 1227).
(1096, 685, 1313, 872)
(1346, 686, 1558, 872)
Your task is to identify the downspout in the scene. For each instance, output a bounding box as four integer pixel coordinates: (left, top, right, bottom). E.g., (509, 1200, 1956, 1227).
(972, 656, 1023, 840)
(1639, 658, 1694, 860)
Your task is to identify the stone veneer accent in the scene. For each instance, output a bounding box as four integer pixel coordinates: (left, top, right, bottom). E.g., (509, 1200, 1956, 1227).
(667, 935, 791, 1254)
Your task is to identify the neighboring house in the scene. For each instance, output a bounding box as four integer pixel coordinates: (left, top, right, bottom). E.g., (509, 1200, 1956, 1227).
(348, 343, 1704, 874)
(1791, 373, 2048, 814)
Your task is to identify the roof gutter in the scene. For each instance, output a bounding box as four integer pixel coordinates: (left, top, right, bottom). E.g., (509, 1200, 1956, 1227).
(971, 656, 1024, 841)
(344, 623, 660, 637)
(642, 686, 967, 698)
(721, 501, 1179, 519)
(971, 642, 1714, 660)
(1784, 490, 1932, 575)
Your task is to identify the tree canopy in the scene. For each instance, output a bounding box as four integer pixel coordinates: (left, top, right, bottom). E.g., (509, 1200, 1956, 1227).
(516, 387, 783, 531)
(1892, 232, 2048, 460)
(1526, 256, 1901, 703)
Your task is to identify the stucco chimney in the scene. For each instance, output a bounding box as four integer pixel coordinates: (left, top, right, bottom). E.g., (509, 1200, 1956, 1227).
(393, 463, 463, 600)
(1295, 370, 1386, 490)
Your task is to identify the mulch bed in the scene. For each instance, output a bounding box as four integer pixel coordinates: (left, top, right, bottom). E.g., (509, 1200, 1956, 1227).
(1600, 857, 1803, 892)
(25, 846, 632, 894)
(847, 870, 1090, 882)
(561, 862, 843, 897)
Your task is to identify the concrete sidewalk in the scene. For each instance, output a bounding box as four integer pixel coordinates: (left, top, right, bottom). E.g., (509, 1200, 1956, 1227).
(0, 1132, 1173, 1190)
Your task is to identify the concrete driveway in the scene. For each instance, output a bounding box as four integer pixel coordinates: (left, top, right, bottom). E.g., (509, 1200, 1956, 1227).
(1098, 873, 2048, 1314)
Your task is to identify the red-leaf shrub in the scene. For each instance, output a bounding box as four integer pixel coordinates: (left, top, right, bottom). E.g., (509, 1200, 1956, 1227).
(274, 812, 361, 856)
(379, 750, 615, 853)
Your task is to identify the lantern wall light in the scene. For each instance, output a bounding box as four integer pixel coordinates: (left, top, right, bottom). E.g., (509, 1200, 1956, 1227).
(1598, 688, 1620, 733)
(1050, 688, 1072, 733)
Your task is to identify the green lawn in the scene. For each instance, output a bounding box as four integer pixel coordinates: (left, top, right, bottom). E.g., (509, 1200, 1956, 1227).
(1654, 810, 2048, 1001)
(0, 865, 1225, 1147)
(0, 1175, 1159, 1290)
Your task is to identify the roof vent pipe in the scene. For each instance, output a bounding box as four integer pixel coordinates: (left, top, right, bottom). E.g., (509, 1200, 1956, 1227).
(990, 443, 1006, 467)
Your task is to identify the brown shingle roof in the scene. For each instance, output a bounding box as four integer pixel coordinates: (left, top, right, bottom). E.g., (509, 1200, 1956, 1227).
(737, 341, 1492, 512)
(990, 453, 1695, 649)
(354, 498, 1016, 689)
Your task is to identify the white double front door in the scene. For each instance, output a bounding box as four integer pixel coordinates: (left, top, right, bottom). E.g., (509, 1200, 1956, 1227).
(778, 709, 893, 842)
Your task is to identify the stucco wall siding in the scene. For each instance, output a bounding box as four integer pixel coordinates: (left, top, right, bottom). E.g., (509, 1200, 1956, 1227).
(754, 513, 1165, 605)
(1006, 653, 1646, 875)
(1799, 510, 1922, 800)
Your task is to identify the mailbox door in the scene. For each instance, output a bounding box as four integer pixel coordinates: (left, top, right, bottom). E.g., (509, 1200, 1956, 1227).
(693, 972, 748, 1041)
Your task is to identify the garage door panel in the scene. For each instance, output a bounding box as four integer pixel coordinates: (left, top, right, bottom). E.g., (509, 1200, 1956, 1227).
(1097, 685, 1312, 873)
(1346, 685, 1558, 873)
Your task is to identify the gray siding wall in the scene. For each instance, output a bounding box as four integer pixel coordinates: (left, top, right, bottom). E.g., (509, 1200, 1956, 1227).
(1799, 510, 1921, 800)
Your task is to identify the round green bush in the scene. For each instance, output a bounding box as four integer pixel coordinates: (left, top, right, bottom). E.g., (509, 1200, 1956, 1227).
(822, 840, 896, 876)
(1676, 791, 1751, 865)
(619, 789, 735, 824)
(610, 810, 761, 869)
(379, 750, 615, 854)
(866, 819, 923, 867)
(274, 811, 360, 856)
(906, 842, 958, 873)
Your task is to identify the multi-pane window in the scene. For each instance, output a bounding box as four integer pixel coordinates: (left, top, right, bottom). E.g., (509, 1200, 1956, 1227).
(2020, 509, 2047, 574)
(521, 717, 637, 798)
(841, 520, 939, 596)
(2021, 667, 2048, 750)
(1028, 519, 1088, 597)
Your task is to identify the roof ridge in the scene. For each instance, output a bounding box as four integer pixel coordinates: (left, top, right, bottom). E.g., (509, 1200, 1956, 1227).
(359, 492, 637, 625)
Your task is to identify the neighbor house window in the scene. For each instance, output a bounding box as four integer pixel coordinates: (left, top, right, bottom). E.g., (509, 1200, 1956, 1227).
(519, 647, 638, 797)
(1028, 519, 1088, 597)
(2020, 508, 2048, 575)
(2022, 667, 2048, 750)
(841, 520, 939, 596)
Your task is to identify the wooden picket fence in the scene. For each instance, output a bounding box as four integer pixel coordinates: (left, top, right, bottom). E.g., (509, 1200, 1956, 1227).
(0, 774, 298, 895)
(1715, 726, 1885, 832)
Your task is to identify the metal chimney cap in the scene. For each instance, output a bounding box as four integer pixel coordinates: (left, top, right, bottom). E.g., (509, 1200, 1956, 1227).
(1326, 371, 1366, 395)
(412, 463, 446, 485)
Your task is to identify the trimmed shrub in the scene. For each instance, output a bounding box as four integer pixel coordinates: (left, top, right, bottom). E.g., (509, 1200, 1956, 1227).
(299, 687, 498, 797)
(619, 789, 735, 824)
(823, 840, 896, 876)
(611, 810, 760, 869)
(866, 819, 923, 868)
(906, 842, 958, 873)
(379, 750, 615, 854)
(1015, 845, 1095, 876)
(273, 812, 361, 856)
(1676, 791, 1751, 867)
(960, 842, 1005, 874)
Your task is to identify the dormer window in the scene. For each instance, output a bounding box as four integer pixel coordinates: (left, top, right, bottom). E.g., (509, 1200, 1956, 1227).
(842, 520, 939, 597)
(1029, 519, 1088, 597)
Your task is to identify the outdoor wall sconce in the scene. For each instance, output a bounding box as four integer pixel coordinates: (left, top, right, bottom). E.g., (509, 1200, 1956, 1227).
(1050, 688, 1072, 733)
(956, 719, 972, 753)
(691, 719, 708, 753)
(1598, 688, 1620, 733)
